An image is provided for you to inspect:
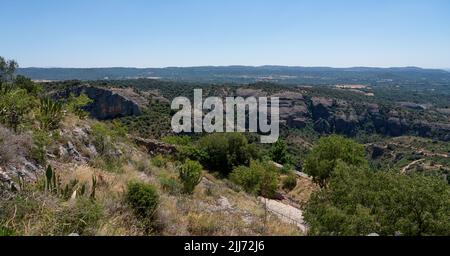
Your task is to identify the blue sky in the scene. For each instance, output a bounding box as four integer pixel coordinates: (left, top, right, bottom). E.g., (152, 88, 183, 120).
(1, 0, 449, 68)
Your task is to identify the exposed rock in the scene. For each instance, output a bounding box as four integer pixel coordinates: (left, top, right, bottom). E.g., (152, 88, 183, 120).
(399, 102, 427, 111)
(334, 112, 358, 135)
(134, 137, 177, 156)
(0, 169, 19, 194)
(266, 90, 450, 141)
(217, 196, 233, 211)
(236, 88, 267, 98)
(314, 118, 331, 134)
(52, 85, 142, 120)
(311, 97, 334, 120)
(66, 141, 84, 162)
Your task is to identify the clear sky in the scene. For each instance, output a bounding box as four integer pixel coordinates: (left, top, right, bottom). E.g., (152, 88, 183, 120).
(1, 0, 449, 68)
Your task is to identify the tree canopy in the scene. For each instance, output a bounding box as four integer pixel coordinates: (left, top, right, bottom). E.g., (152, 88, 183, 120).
(305, 161, 450, 236)
(303, 135, 367, 187)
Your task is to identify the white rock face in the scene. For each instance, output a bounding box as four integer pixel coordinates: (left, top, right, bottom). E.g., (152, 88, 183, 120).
(259, 197, 308, 233)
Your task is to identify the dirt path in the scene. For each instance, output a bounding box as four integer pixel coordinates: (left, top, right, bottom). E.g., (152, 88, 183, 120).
(401, 159, 425, 174)
(260, 197, 308, 233)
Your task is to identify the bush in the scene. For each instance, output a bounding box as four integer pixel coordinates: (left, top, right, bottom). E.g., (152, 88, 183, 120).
(0, 125, 32, 165)
(230, 161, 279, 198)
(91, 122, 116, 156)
(162, 135, 192, 146)
(179, 160, 203, 194)
(159, 175, 182, 195)
(177, 144, 207, 162)
(282, 174, 298, 191)
(54, 198, 104, 236)
(66, 93, 93, 119)
(135, 159, 152, 174)
(151, 154, 167, 168)
(198, 133, 256, 176)
(126, 182, 159, 221)
(270, 139, 293, 165)
(30, 130, 51, 165)
(14, 75, 42, 96)
(303, 135, 367, 187)
(36, 98, 64, 131)
(304, 161, 450, 236)
(0, 88, 35, 132)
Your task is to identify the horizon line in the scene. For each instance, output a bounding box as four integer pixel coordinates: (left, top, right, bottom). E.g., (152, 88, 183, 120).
(17, 65, 449, 71)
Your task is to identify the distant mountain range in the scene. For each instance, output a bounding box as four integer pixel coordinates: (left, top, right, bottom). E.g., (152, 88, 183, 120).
(17, 66, 450, 85)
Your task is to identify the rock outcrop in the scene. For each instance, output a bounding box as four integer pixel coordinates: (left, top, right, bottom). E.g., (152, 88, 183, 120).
(268, 90, 450, 141)
(52, 86, 143, 120)
(134, 137, 177, 156)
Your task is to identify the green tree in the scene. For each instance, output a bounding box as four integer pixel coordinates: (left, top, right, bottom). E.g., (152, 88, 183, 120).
(0, 57, 18, 83)
(14, 75, 42, 96)
(304, 161, 450, 236)
(303, 135, 367, 187)
(269, 139, 292, 165)
(0, 89, 36, 132)
(230, 161, 279, 198)
(198, 133, 256, 175)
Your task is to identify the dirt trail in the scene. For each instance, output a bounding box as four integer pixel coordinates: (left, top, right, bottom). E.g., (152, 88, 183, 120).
(401, 159, 425, 174)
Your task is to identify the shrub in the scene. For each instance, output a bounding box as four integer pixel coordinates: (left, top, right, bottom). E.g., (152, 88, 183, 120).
(53, 198, 104, 236)
(159, 175, 182, 195)
(303, 135, 367, 187)
(179, 160, 203, 194)
(126, 182, 159, 222)
(151, 154, 167, 168)
(36, 98, 64, 131)
(198, 133, 256, 175)
(177, 144, 207, 162)
(30, 130, 51, 165)
(90, 156, 124, 173)
(135, 159, 152, 174)
(0, 125, 32, 165)
(270, 139, 293, 165)
(14, 75, 42, 96)
(66, 93, 93, 119)
(162, 135, 191, 146)
(304, 161, 450, 236)
(282, 173, 298, 191)
(0, 88, 35, 132)
(230, 161, 279, 198)
(91, 122, 115, 156)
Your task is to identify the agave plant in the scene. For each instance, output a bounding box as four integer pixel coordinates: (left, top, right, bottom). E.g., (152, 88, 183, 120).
(37, 98, 64, 131)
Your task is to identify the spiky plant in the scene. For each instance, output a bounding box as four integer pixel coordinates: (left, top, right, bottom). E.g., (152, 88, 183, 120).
(37, 98, 63, 131)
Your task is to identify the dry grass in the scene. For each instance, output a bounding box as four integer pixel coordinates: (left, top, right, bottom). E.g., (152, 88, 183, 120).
(1, 116, 304, 236)
(287, 176, 319, 207)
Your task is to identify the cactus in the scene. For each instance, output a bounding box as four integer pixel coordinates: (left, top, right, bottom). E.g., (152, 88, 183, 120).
(179, 160, 203, 194)
(43, 165, 97, 201)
